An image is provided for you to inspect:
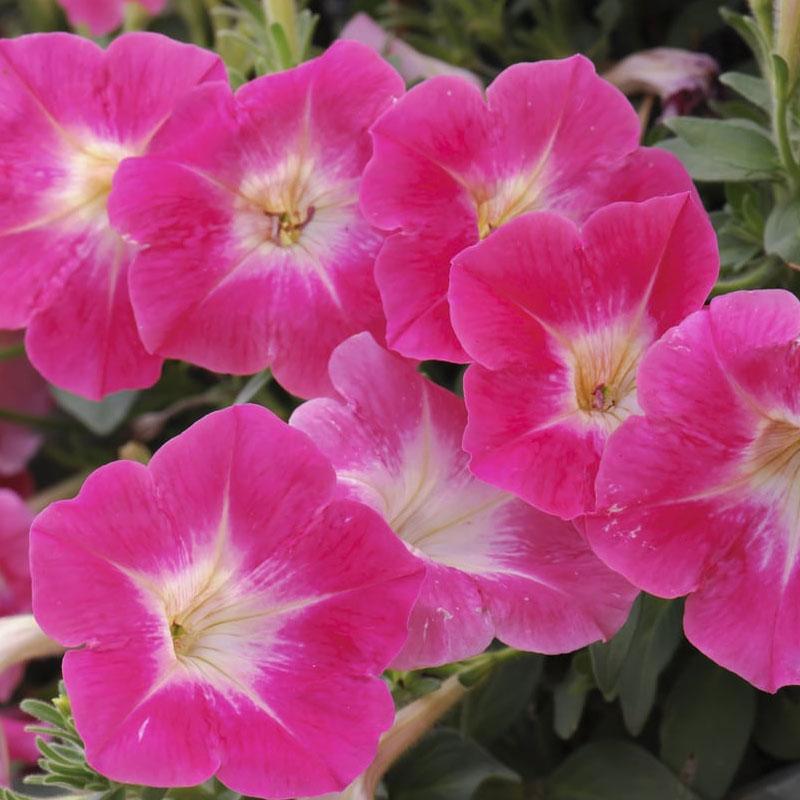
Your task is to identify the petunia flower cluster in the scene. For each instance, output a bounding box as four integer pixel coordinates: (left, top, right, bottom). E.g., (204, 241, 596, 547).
(2, 20, 799, 800)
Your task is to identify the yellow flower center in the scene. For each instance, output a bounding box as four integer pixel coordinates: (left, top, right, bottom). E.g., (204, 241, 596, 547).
(567, 324, 648, 432)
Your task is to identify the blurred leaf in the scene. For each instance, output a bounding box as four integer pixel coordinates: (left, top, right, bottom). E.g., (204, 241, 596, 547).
(660, 653, 756, 799)
(386, 729, 519, 800)
(51, 388, 139, 436)
(720, 72, 771, 111)
(765, 197, 800, 265)
(461, 653, 542, 744)
(590, 594, 642, 700)
(546, 740, 700, 800)
(660, 118, 780, 181)
(755, 689, 800, 761)
(733, 767, 800, 799)
(553, 651, 594, 740)
(617, 596, 683, 736)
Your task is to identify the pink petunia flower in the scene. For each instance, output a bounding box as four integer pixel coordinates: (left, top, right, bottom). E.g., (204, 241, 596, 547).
(109, 41, 404, 399)
(340, 13, 483, 89)
(603, 47, 719, 118)
(57, 0, 167, 36)
(0, 334, 51, 477)
(0, 32, 225, 400)
(0, 489, 33, 702)
(30, 405, 423, 796)
(1, 713, 39, 771)
(290, 333, 636, 669)
(586, 290, 800, 692)
(359, 54, 698, 362)
(449, 194, 719, 520)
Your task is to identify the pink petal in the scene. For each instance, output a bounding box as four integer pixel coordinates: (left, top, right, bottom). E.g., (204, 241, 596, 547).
(213, 674, 393, 797)
(25, 238, 162, 400)
(64, 648, 220, 786)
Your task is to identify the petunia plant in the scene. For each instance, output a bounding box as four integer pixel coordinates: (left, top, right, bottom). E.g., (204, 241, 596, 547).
(1, 1, 800, 799)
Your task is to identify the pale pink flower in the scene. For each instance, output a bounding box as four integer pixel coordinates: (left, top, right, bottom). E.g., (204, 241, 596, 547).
(0, 490, 33, 702)
(0, 33, 225, 399)
(110, 41, 404, 398)
(449, 195, 719, 519)
(604, 47, 718, 118)
(340, 13, 482, 88)
(360, 54, 697, 361)
(291, 334, 636, 668)
(57, 0, 167, 36)
(587, 290, 800, 692)
(0, 333, 51, 477)
(30, 405, 423, 796)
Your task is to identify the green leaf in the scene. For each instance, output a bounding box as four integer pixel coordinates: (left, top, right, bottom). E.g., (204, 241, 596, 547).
(460, 653, 542, 744)
(386, 729, 520, 800)
(590, 594, 642, 700)
(733, 766, 800, 799)
(755, 689, 800, 761)
(720, 72, 771, 111)
(617, 596, 683, 736)
(19, 698, 66, 727)
(546, 740, 700, 800)
(660, 118, 780, 181)
(553, 651, 594, 740)
(764, 197, 800, 265)
(51, 388, 139, 436)
(660, 653, 756, 799)
(720, 8, 770, 69)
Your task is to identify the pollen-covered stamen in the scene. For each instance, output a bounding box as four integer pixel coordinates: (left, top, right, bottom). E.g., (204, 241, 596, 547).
(235, 155, 356, 254)
(473, 168, 550, 239)
(55, 140, 132, 223)
(744, 417, 800, 576)
(568, 324, 647, 430)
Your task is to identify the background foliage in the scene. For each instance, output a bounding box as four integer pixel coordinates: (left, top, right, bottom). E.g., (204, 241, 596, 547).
(2, 0, 800, 798)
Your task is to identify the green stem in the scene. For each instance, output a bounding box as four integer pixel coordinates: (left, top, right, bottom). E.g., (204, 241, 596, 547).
(0, 342, 25, 362)
(262, 0, 300, 66)
(773, 82, 800, 189)
(0, 407, 63, 430)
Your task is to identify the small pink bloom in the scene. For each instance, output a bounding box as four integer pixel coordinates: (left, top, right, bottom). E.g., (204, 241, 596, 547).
(110, 41, 404, 399)
(0, 33, 225, 399)
(0, 334, 51, 477)
(291, 333, 636, 668)
(1, 713, 39, 767)
(0, 489, 33, 702)
(360, 54, 698, 361)
(57, 0, 167, 36)
(587, 290, 800, 692)
(604, 48, 719, 118)
(30, 405, 423, 796)
(450, 194, 719, 520)
(340, 13, 483, 88)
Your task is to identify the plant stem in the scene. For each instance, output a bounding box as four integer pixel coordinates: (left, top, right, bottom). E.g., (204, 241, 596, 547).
(0, 407, 63, 430)
(773, 81, 800, 189)
(0, 342, 25, 362)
